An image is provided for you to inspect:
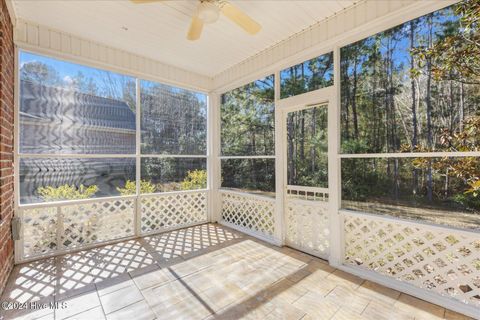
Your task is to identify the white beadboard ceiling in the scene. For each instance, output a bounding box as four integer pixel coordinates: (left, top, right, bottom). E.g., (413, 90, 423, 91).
(12, 0, 355, 77)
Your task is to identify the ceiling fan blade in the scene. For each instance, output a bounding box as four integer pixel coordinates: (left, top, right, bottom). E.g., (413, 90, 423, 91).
(187, 16, 204, 41)
(130, 0, 165, 4)
(220, 2, 261, 35)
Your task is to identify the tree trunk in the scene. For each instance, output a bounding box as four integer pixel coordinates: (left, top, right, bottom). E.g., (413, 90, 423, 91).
(426, 14, 434, 202)
(287, 115, 295, 185)
(387, 35, 399, 198)
(459, 82, 465, 131)
(300, 110, 305, 161)
(372, 44, 379, 151)
(410, 21, 418, 149)
(352, 51, 360, 139)
(410, 21, 419, 195)
(342, 59, 351, 140)
(311, 107, 317, 172)
(444, 168, 449, 198)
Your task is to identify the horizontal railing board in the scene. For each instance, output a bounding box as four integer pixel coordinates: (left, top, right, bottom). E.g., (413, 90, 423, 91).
(340, 209, 480, 238)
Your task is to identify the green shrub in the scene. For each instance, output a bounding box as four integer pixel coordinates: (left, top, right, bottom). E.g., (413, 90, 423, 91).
(341, 140, 370, 154)
(117, 180, 156, 195)
(452, 193, 480, 212)
(37, 184, 98, 201)
(181, 170, 207, 190)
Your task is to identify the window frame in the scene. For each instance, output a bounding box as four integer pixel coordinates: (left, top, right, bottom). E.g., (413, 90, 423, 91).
(336, 2, 480, 231)
(219, 75, 276, 196)
(279, 51, 334, 99)
(15, 49, 210, 208)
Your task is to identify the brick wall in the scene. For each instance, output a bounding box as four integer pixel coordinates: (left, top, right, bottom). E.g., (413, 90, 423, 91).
(0, 0, 14, 294)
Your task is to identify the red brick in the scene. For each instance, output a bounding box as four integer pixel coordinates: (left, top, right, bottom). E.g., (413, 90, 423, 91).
(0, 0, 14, 295)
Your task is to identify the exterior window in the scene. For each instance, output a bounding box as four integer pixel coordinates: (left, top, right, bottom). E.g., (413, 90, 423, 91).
(221, 75, 275, 156)
(139, 80, 207, 194)
(20, 158, 135, 204)
(141, 158, 207, 193)
(280, 52, 333, 99)
(340, 2, 479, 230)
(340, 4, 478, 154)
(220, 75, 275, 195)
(18, 52, 208, 203)
(20, 52, 136, 155)
(19, 52, 136, 204)
(221, 159, 275, 195)
(141, 80, 207, 155)
(287, 105, 328, 188)
(342, 157, 480, 230)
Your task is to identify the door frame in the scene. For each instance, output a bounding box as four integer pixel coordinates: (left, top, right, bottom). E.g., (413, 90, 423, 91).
(274, 85, 342, 266)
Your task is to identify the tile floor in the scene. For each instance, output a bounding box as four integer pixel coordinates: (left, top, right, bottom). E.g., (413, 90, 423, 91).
(0, 223, 473, 320)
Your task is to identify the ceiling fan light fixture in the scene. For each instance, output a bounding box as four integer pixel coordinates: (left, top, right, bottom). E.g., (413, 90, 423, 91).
(197, 1, 220, 24)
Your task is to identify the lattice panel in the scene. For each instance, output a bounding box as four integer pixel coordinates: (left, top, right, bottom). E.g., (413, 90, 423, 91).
(62, 199, 135, 249)
(221, 192, 275, 237)
(344, 213, 480, 307)
(286, 200, 329, 258)
(140, 191, 207, 234)
(23, 207, 58, 257)
(21, 198, 135, 259)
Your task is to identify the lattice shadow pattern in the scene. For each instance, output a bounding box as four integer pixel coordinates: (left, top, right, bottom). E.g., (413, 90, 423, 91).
(0, 258, 56, 305)
(56, 239, 156, 295)
(344, 214, 480, 307)
(143, 223, 242, 261)
(1, 224, 243, 309)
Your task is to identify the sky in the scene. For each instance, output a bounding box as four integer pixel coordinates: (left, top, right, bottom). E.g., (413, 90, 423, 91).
(20, 51, 206, 104)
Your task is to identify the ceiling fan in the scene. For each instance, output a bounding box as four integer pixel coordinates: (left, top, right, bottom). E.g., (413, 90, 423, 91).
(130, 0, 261, 41)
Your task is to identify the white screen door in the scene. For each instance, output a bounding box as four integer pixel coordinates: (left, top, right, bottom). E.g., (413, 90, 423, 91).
(284, 103, 330, 259)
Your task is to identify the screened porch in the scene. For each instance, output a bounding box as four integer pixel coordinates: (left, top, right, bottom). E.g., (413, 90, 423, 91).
(0, 0, 479, 319)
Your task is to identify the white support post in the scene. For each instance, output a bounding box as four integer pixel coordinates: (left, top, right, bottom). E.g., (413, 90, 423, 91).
(56, 206, 63, 250)
(273, 70, 284, 246)
(13, 46, 24, 263)
(135, 78, 141, 235)
(208, 92, 221, 223)
(328, 46, 343, 268)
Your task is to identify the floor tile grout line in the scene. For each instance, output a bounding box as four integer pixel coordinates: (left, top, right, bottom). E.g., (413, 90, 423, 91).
(128, 262, 165, 318)
(101, 294, 145, 317)
(94, 288, 108, 320)
(358, 296, 370, 315)
(135, 278, 163, 319)
(94, 273, 135, 297)
(57, 293, 103, 320)
(95, 268, 143, 316)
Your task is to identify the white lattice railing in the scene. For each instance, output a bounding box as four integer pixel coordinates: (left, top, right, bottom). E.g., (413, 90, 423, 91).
(21, 196, 136, 258)
(140, 190, 208, 234)
(343, 211, 480, 308)
(220, 190, 275, 239)
(285, 185, 330, 259)
(19, 190, 209, 260)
